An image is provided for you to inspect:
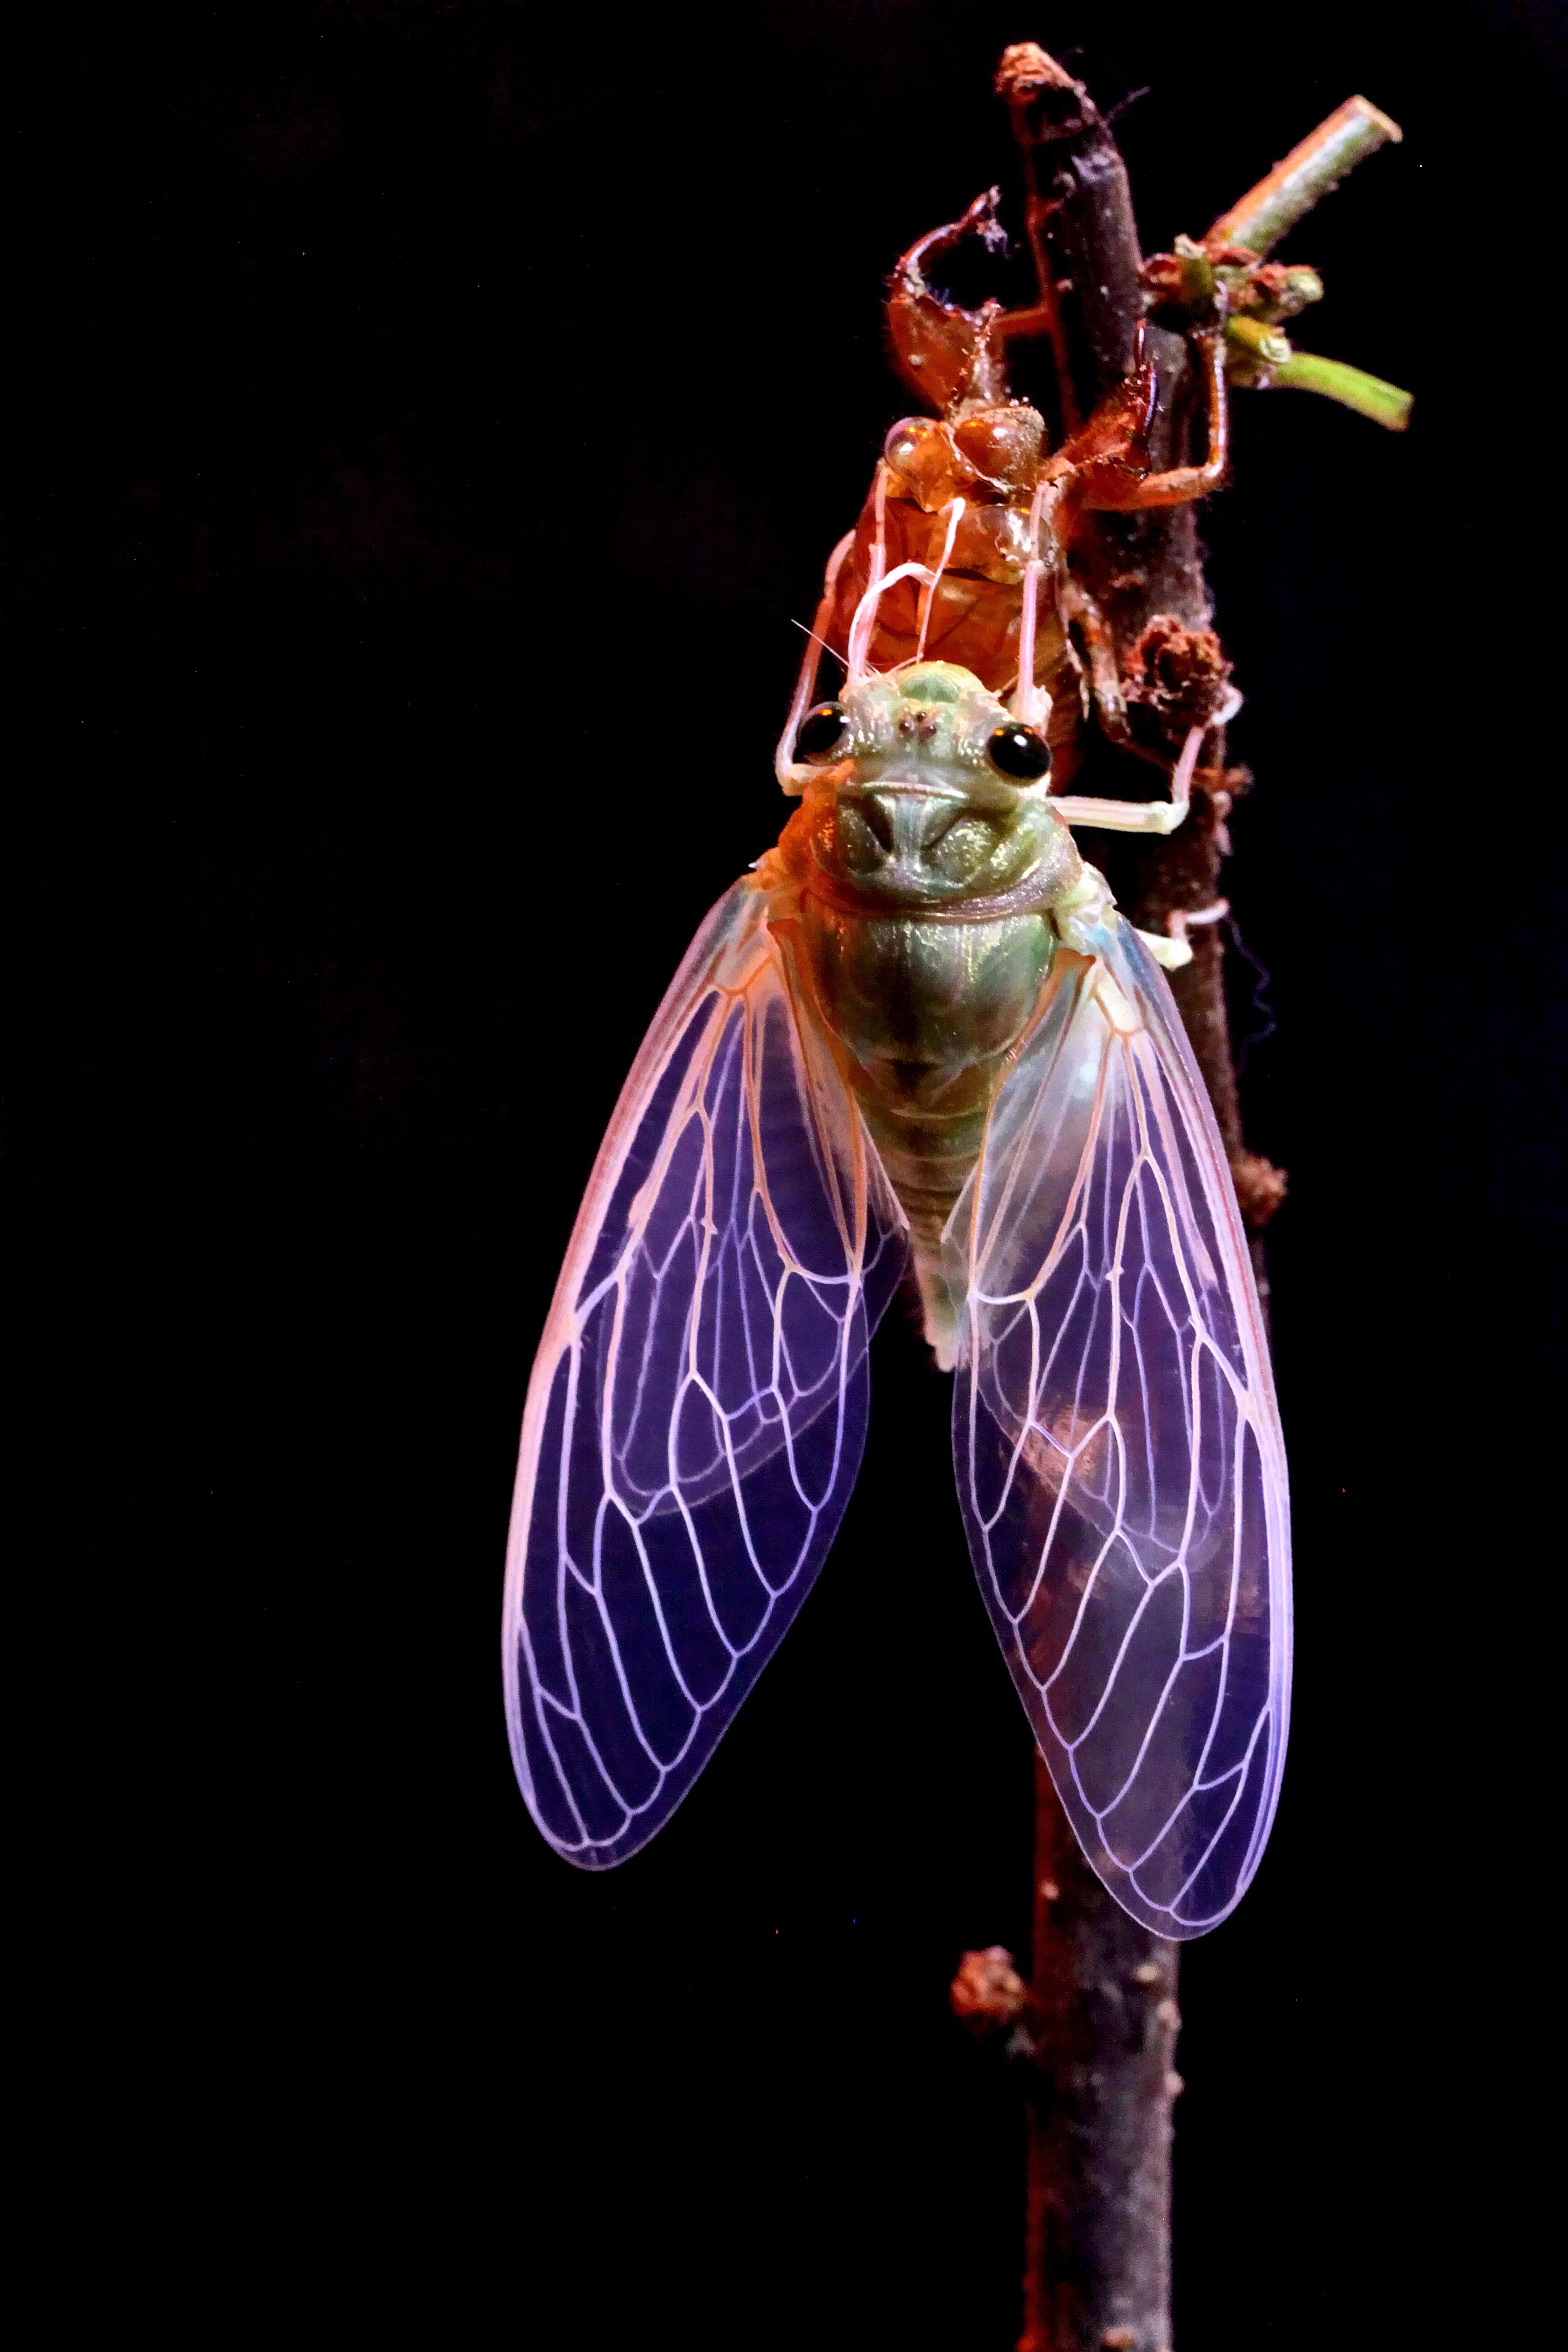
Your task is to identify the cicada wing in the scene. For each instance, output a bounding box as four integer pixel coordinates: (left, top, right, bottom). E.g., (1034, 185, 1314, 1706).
(951, 919, 1291, 1938)
(504, 879, 906, 1868)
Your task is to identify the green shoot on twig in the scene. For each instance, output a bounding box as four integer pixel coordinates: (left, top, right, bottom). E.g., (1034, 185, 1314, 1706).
(1143, 98, 1414, 431)
(1225, 315, 1413, 431)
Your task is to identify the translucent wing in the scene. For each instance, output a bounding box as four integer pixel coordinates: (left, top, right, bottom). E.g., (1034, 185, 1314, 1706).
(503, 879, 906, 1867)
(951, 918, 1291, 1937)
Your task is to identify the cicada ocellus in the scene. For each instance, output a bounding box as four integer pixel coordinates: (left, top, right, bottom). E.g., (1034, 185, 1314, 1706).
(501, 188, 1292, 1941)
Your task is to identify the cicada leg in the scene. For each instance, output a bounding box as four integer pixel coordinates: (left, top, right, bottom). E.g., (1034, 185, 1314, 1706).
(1048, 720, 1208, 836)
(1059, 576, 1183, 767)
(1090, 329, 1230, 510)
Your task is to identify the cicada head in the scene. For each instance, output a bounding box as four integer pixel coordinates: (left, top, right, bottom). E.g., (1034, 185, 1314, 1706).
(789, 662, 1076, 912)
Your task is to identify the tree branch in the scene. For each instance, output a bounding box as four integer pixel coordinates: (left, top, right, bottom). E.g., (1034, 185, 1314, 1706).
(948, 45, 1402, 2351)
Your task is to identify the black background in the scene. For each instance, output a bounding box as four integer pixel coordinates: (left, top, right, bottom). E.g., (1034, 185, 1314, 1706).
(12, 3, 1564, 2342)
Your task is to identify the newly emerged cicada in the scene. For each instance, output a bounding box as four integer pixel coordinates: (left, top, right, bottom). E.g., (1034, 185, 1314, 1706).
(502, 153, 1297, 1940)
(501, 645, 1289, 1937)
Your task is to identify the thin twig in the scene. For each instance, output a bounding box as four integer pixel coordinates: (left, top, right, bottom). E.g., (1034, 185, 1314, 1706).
(1204, 95, 1403, 258)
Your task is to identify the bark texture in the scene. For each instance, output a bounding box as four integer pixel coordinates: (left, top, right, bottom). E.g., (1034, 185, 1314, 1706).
(1020, 1756, 1180, 2352)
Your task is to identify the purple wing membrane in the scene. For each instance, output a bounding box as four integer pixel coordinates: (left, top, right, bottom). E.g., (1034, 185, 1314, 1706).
(504, 882, 905, 1866)
(952, 920, 1291, 1937)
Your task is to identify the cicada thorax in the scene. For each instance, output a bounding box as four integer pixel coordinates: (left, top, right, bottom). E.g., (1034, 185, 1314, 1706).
(824, 406, 1089, 780)
(764, 663, 1080, 1356)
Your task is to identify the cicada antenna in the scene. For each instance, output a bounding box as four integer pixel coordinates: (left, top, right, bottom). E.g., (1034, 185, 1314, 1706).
(789, 618, 841, 662)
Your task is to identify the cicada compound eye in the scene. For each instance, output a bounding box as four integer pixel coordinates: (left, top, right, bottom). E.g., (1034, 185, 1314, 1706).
(794, 702, 850, 762)
(986, 723, 1052, 782)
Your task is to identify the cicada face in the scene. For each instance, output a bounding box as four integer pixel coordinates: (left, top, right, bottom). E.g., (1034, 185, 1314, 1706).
(793, 661, 1075, 913)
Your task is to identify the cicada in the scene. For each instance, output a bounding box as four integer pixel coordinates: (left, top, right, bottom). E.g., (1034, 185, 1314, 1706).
(502, 200, 1291, 1942)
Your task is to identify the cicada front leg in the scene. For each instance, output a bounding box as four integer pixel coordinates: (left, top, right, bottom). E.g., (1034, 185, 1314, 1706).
(1047, 716, 1209, 838)
(1085, 329, 1231, 511)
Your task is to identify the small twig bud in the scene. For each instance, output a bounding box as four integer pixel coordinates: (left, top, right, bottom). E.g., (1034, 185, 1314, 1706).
(950, 1945, 1029, 2035)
